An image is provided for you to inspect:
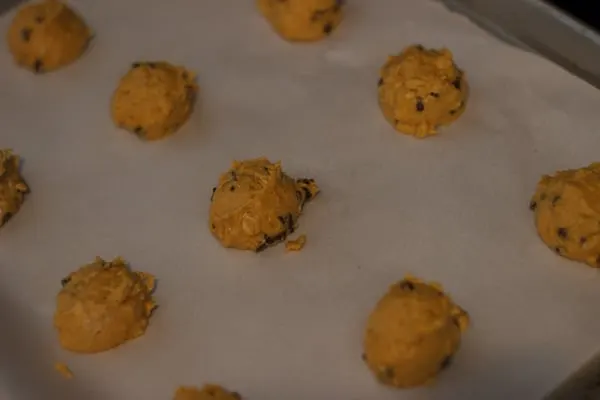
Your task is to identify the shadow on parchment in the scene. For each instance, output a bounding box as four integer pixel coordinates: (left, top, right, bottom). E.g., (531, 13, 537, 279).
(0, 289, 107, 400)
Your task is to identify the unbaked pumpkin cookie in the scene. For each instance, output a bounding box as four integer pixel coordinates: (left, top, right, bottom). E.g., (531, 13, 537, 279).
(257, 0, 344, 42)
(111, 61, 198, 141)
(7, 0, 91, 73)
(530, 163, 600, 268)
(378, 45, 468, 138)
(54, 257, 157, 353)
(174, 384, 242, 400)
(209, 157, 319, 252)
(363, 275, 469, 388)
(0, 149, 28, 228)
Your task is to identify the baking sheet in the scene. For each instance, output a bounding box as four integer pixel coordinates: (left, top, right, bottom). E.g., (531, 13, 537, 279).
(1, 0, 600, 399)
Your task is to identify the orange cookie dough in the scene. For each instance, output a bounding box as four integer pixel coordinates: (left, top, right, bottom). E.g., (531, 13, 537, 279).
(54, 257, 157, 353)
(378, 45, 468, 138)
(530, 163, 600, 268)
(0, 149, 29, 227)
(110, 61, 198, 141)
(257, 0, 344, 42)
(209, 157, 319, 252)
(7, 0, 91, 73)
(174, 385, 242, 400)
(363, 276, 469, 388)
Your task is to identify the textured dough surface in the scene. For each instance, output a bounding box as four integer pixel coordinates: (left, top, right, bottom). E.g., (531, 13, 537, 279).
(530, 163, 600, 268)
(54, 257, 157, 353)
(7, 0, 91, 73)
(209, 157, 319, 252)
(378, 45, 468, 138)
(111, 61, 198, 141)
(257, 0, 343, 42)
(0, 149, 29, 227)
(363, 275, 469, 388)
(174, 385, 241, 400)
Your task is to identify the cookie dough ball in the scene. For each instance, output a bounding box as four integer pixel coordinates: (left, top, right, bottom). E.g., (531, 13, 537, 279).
(378, 45, 468, 138)
(54, 257, 157, 353)
(363, 276, 469, 388)
(7, 0, 91, 73)
(111, 62, 198, 141)
(0, 149, 29, 227)
(257, 0, 344, 42)
(174, 385, 242, 400)
(530, 163, 600, 268)
(209, 157, 320, 252)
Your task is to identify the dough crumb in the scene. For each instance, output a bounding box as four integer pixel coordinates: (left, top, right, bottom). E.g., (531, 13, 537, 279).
(7, 1, 91, 73)
(363, 275, 469, 388)
(209, 157, 319, 252)
(530, 162, 600, 268)
(111, 61, 198, 141)
(0, 149, 29, 228)
(174, 384, 242, 400)
(53, 257, 157, 353)
(286, 234, 307, 252)
(54, 362, 73, 379)
(258, 0, 344, 42)
(378, 45, 468, 138)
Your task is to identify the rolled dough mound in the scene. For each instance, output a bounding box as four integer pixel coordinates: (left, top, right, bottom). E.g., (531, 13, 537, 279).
(257, 0, 344, 42)
(0, 149, 29, 228)
(54, 257, 157, 353)
(378, 45, 468, 138)
(7, 0, 91, 73)
(363, 275, 469, 388)
(111, 61, 198, 141)
(530, 163, 600, 268)
(209, 157, 319, 252)
(174, 385, 242, 400)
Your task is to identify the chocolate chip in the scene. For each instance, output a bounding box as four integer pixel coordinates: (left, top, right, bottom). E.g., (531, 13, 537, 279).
(580, 237, 587, 245)
(2, 212, 12, 224)
(557, 228, 568, 239)
(430, 92, 440, 98)
(384, 367, 395, 379)
(554, 247, 562, 254)
(231, 392, 241, 400)
(35, 16, 44, 23)
(33, 59, 43, 73)
(21, 28, 31, 42)
(231, 171, 237, 181)
(133, 126, 144, 135)
(131, 62, 141, 68)
(147, 62, 156, 68)
(416, 99, 425, 112)
(552, 196, 561, 206)
(529, 200, 537, 211)
(210, 187, 216, 201)
(295, 190, 303, 201)
(61, 276, 71, 287)
(361, 353, 367, 362)
(302, 187, 313, 201)
(211, 224, 215, 229)
(440, 355, 453, 370)
(230, 186, 235, 192)
(287, 213, 294, 233)
(378, 77, 383, 86)
(452, 77, 461, 90)
(323, 23, 333, 34)
(400, 280, 415, 290)
(255, 242, 268, 253)
(264, 234, 275, 245)
(449, 109, 456, 115)
(278, 216, 286, 225)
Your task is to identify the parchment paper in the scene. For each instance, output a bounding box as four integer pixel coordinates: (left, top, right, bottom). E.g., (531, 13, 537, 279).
(1, 0, 600, 399)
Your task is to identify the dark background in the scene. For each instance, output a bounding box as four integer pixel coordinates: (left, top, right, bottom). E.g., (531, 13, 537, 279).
(546, 1, 600, 32)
